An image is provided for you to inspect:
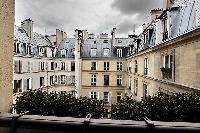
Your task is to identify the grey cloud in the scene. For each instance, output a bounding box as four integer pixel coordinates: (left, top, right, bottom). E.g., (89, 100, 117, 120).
(111, 0, 163, 15)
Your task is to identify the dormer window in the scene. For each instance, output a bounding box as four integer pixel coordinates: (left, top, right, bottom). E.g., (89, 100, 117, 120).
(61, 49, 66, 57)
(90, 48, 97, 57)
(103, 48, 110, 57)
(117, 48, 122, 57)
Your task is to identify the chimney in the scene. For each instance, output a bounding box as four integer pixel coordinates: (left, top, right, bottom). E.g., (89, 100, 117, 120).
(21, 18, 34, 38)
(150, 8, 163, 21)
(163, 0, 174, 9)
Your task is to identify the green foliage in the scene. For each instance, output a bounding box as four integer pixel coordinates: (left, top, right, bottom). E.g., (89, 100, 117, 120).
(14, 90, 105, 119)
(111, 92, 200, 122)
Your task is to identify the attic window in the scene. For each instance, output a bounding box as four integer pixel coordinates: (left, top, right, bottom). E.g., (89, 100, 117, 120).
(90, 48, 97, 57)
(103, 40, 108, 43)
(118, 40, 122, 43)
(117, 48, 123, 57)
(61, 49, 67, 57)
(103, 48, 110, 57)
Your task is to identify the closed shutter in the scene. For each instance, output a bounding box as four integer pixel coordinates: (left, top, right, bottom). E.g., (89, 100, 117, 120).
(29, 78, 32, 90)
(14, 60, 19, 73)
(23, 79, 27, 92)
(58, 75, 61, 84)
(97, 92, 100, 100)
(109, 92, 112, 103)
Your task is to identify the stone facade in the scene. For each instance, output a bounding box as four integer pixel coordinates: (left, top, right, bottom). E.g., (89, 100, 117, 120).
(0, 0, 14, 113)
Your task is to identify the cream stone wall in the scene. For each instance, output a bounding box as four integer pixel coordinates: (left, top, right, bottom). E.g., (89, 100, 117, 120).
(0, 0, 14, 113)
(80, 58, 126, 104)
(127, 28, 200, 101)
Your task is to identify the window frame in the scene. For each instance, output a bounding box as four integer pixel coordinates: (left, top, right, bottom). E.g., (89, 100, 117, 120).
(91, 74, 97, 86)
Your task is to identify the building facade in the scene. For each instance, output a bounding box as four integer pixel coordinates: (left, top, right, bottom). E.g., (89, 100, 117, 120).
(13, 0, 200, 110)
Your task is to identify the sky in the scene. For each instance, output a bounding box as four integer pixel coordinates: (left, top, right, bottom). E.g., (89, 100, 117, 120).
(15, 0, 163, 37)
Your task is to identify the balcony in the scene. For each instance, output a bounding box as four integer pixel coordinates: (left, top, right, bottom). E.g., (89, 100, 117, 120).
(160, 67, 172, 79)
(1, 114, 200, 133)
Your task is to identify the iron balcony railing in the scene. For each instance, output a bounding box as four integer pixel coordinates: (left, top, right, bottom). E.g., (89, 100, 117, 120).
(1, 114, 200, 133)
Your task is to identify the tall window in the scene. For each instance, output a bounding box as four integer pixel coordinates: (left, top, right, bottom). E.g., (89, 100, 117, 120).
(117, 75, 122, 86)
(40, 62, 45, 71)
(13, 79, 22, 93)
(90, 48, 97, 57)
(104, 75, 109, 86)
(14, 60, 22, 73)
(51, 62, 54, 70)
(117, 92, 122, 102)
(117, 49, 123, 57)
(61, 62, 65, 70)
(27, 78, 31, 90)
(91, 62, 96, 70)
(103, 48, 110, 56)
(91, 74, 97, 86)
(50, 76, 54, 85)
(40, 77, 45, 87)
(134, 79, 138, 96)
(164, 54, 173, 68)
(144, 58, 149, 75)
(61, 75, 66, 84)
(71, 62, 75, 71)
(104, 92, 109, 103)
(90, 92, 98, 99)
(128, 77, 131, 90)
(104, 62, 109, 70)
(117, 62, 123, 71)
(135, 60, 138, 73)
(143, 83, 148, 98)
(27, 61, 31, 72)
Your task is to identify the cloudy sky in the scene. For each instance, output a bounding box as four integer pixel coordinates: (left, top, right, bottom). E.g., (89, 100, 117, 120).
(15, 0, 163, 37)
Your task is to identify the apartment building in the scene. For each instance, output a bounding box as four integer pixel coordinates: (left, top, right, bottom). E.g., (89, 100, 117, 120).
(13, 0, 200, 108)
(126, 0, 200, 100)
(13, 19, 75, 100)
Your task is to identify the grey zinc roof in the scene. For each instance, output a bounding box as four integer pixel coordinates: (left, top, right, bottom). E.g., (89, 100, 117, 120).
(170, 0, 200, 37)
(14, 26, 30, 43)
(56, 38, 75, 58)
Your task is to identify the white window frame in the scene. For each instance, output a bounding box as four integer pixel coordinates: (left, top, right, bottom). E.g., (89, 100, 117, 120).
(61, 75, 66, 85)
(163, 54, 173, 68)
(144, 58, 149, 75)
(104, 62, 109, 70)
(117, 62, 123, 71)
(103, 92, 109, 103)
(117, 49, 123, 57)
(90, 48, 97, 57)
(61, 49, 66, 57)
(134, 79, 138, 95)
(61, 62, 66, 70)
(90, 92, 99, 99)
(117, 75, 122, 86)
(103, 48, 110, 56)
(117, 92, 122, 102)
(91, 74, 97, 86)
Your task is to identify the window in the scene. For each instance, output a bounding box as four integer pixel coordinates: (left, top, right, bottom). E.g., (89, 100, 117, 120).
(104, 92, 109, 103)
(71, 62, 75, 71)
(117, 75, 122, 86)
(61, 62, 65, 70)
(91, 62, 96, 70)
(104, 75, 109, 86)
(128, 77, 131, 90)
(117, 92, 122, 102)
(117, 62, 123, 71)
(90, 48, 97, 57)
(90, 92, 99, 99)
(13, 80, 22, 93)
(61, 75, 66, 84)
(51, 62, 54, 70)
(143, 83, 148, 98)
(14, 60, 22, 73)
(40, 77, 45, 87)
(144, 58, 148, 75)
(61, 49, 67, 57)
(26, 78, 31, 90)
(161, 54, 173, 79)
(134, 79, 138, 96)
(104, 62, 109, 70)
(103, 40, 108, 43)
(91, 74, 96, 86)
(71, 76, 75, 85)
(117, 49, 123, 57)
(40, 62, 45, 71)
(164, 54, 173, 68)
(135, 60, 138, 73)
(50, 76, 54, 86)
(103, 48, 110, 56)
(27, 61, 31, 72)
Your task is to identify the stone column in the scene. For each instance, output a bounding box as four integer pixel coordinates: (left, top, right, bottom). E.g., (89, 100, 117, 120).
(0, 0, 14, 113)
